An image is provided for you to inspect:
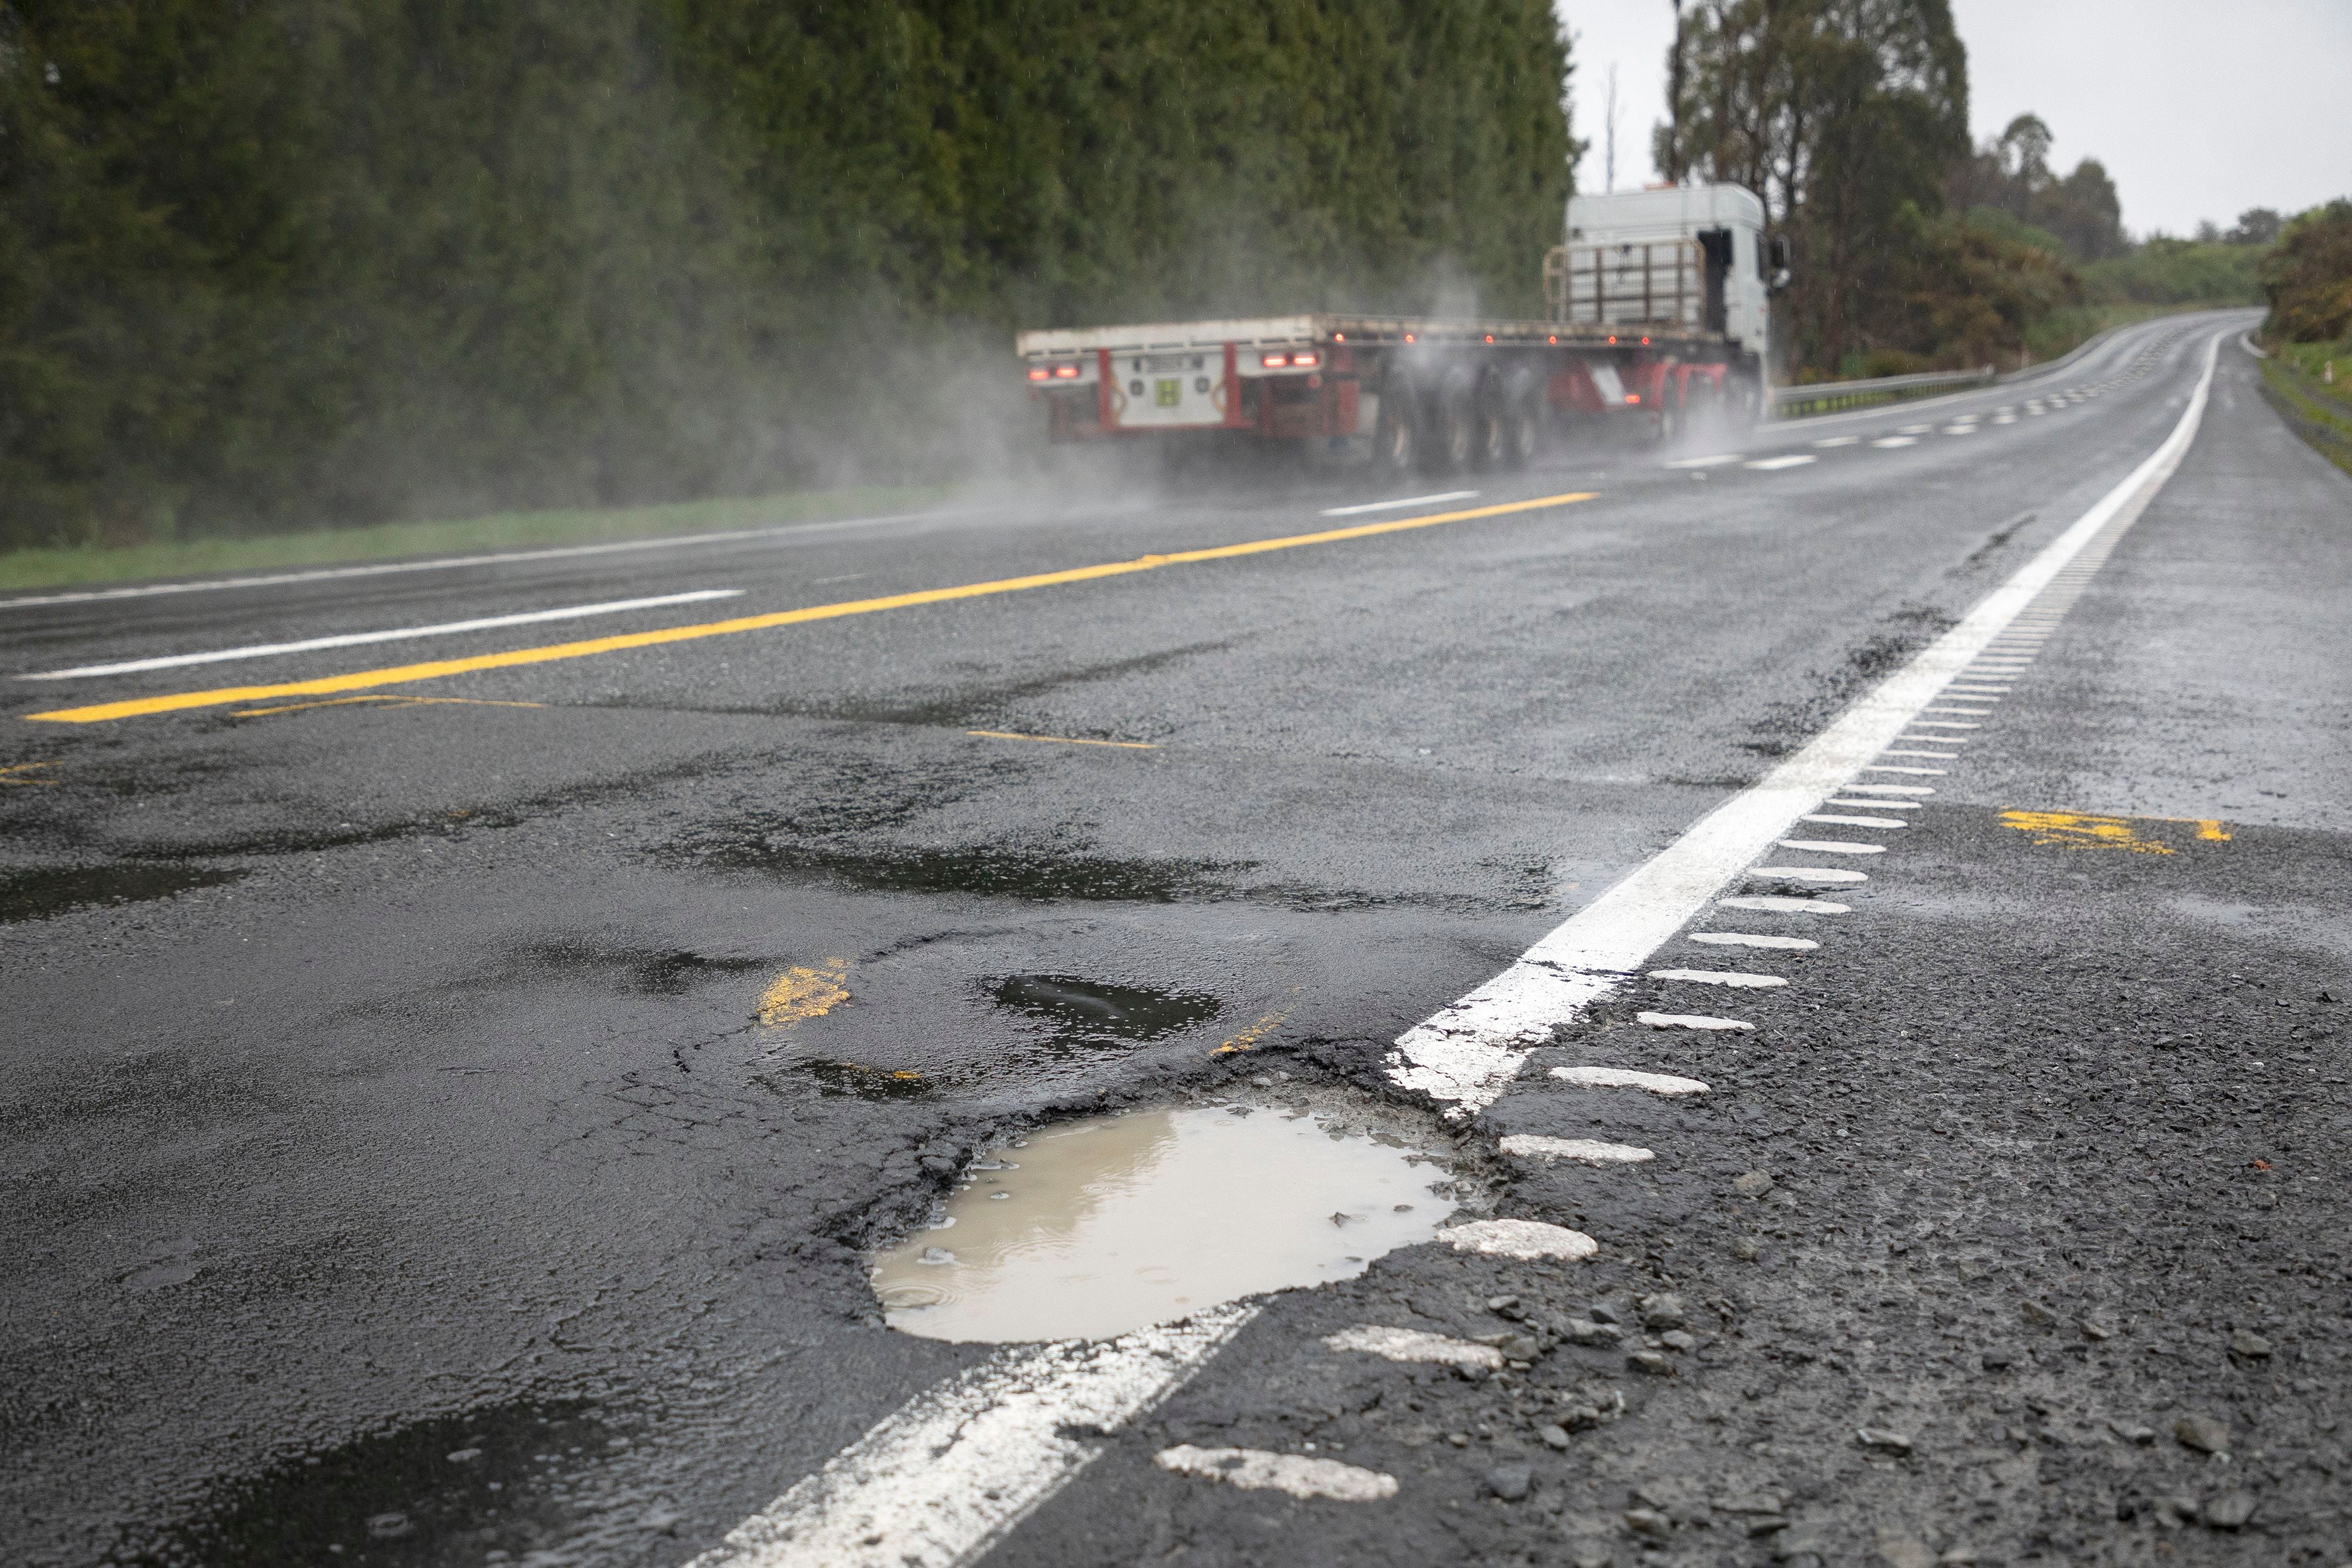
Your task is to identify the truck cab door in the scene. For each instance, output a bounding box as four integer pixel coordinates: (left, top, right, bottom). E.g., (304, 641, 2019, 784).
(1697, 228, 1733, 336)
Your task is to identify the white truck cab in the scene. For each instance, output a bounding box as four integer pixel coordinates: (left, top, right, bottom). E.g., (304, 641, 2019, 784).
(1554, 184, 1776, 368)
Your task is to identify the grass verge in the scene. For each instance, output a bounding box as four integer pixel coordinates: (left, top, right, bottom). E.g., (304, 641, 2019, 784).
(2258, 349, 2352, 476)
(0, 483, 961, 595)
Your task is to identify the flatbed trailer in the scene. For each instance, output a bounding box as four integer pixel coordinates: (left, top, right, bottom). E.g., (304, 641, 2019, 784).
(1018, 312, 1746, 473)
(1017, 184, 1780, 471)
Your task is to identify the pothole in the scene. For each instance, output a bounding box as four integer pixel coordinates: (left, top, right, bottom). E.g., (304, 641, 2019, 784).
(990, 975, 1221, 1042)
(870, 1091, 1464, 1343)
(0, 863, 246, 924)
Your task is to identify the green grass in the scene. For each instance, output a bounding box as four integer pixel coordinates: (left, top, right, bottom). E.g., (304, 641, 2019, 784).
(2258, 344, 2352, 475)
(0, 483, 962, 594)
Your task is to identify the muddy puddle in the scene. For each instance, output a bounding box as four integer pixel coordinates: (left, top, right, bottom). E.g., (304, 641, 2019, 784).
(870, 1096, 1460, 1342)
(0, 862, 245, 924)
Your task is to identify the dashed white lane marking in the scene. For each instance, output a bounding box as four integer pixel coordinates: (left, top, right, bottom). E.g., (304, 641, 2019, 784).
(1500, 1135, 1656, 1165)
(1717, 896, 1849, 913)
(1154, 1447, 1397, 1503)
(1689, 931, 1821, 949)
(688, 1306, 1253, 1567)
(1777, 839, 1885, 854)
(1905, 720, 1980, 729)
(1859, 766, 1946, 776)
(1921, 706, 1992, 715)
(1648, 968, 1788, 988)
(1550, 1065, 1711, 1095)
(1943, 686, 2010, 696)
(1839, 783, 1934, 795)
(1941, 426, 1978, 436)
(1745, 455, 1816, 471)
(1319, 490, 1480, 517)
(1322, 1325, 1504, 1372)
(730, 329, 2232, 1568)
(1801, 814, 1908, 828)
(1750, 866, 1870, 882)
(1813, 436, 1861, 448)
(21, 589, 746, 679)
(1636, 1010, 1755, 1030)
(1823, 799, 1916, 812)
(1871, 436, 1918, 448)
(1437, 1219, 1599, 1261)
(1666, 453, 1744, 469)
(1899, 424, 1934, 434)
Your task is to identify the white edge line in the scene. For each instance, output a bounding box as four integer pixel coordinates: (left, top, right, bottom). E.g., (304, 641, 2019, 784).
(685, 325, 2232, 1568)
(19, 589, 747, 679)
(690, 1304, 1256, 1568)
(1384, 326, 2225, 1114)
(1319, 490, 1479, 517)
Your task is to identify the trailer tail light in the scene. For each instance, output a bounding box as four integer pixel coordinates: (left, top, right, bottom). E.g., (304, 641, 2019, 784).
(1292, 350, 1319, 368)
(1641, 336, 1651, 346)
(1404, 333, 1416, 343)
(1607, 335, 1618, 345)
(1052, 364, 1080, 379)
(1026, 367, 1050, 382)
(1484, 335, 1494, 343)
(1626, 394, 1642, 404)
(1547, 335, 1558, 345)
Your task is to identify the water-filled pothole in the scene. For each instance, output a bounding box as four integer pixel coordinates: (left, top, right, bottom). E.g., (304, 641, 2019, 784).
(870, 1096, 1460, 1342)
(990, 975, 1221, 1042)
(1, 863, 246, 924)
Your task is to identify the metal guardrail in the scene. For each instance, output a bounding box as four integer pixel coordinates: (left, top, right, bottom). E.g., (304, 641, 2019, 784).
(1767, 365, 1996, 418)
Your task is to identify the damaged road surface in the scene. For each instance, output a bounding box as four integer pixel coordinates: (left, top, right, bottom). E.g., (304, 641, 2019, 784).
(5, 313, 2348, 1566)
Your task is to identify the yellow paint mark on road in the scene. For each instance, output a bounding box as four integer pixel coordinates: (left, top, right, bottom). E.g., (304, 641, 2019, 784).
(0, 760, 58, 785)
(230, 693, 549, 718)
(1998, 809, 2231, 854)
(967, 730, 1159, 751)
(1213, 990, 1301, 1056)
(758, 959, 850, 1026)
(27, 492, 1599, 725)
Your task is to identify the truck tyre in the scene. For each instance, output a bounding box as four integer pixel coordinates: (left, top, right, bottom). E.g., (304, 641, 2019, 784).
(1500, 372, 1542, 469)
(1373, 389, 1420, 475)
(1429, 368, 1477, 473)
(1471, 375, 1509, 469)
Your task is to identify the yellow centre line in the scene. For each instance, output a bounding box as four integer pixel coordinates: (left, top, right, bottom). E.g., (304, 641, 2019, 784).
(23, 491, 1597, 726)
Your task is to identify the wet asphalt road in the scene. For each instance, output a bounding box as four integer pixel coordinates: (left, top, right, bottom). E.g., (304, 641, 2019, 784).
(5, 309, 2347, 1567)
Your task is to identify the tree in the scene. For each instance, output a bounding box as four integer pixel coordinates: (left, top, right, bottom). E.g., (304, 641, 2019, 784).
(2261, 199, 2352, 343)
(2229, 208, 2283, 246)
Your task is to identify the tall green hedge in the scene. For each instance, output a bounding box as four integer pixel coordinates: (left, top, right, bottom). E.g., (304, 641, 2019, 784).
(0, 1, 1573, 550)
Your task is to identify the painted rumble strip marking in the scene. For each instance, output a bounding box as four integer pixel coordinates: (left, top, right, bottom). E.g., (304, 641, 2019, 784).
(703, 333, 2229, 1567)
(1385, 327, 2227, 1115)
(20, 589, 747, 680)
(23, 492, 1597, 725)
(1319, 489, 1478, 516)
(967, 730, 1159, 751)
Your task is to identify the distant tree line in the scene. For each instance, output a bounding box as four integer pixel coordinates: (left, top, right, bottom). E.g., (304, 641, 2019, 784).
(1654, 0, 2268, 380)
(0, 1, 1572, 551)
(2261, 200, 2352, 345)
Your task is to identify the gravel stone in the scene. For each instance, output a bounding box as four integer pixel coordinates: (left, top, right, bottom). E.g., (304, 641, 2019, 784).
(1535, 1423, 1571, 1451)
(1635, 1292, 1687, 1330)
(1733, 1170, 1776, 1196)
(1563, 1318, 1623, 1346)
(1855, 1425, 1914, 1455)
(2228, 1328, 2272, 1358)
(1660, 1329, 1697, 1352)
(2202, 1490, 2256, 1529)
(1485, 1462, 1533, 1502)
(1622, 1507, 1672, 1539)
(2175, 1413, 2231, 1454)
(1626, 1349, 1676, 1377)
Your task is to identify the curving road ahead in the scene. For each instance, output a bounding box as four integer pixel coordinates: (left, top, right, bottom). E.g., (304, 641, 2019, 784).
(5, 310, 2348, 1566)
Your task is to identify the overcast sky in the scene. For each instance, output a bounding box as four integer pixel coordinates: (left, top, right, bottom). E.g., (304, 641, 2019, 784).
(1554, 1, 2352, 236)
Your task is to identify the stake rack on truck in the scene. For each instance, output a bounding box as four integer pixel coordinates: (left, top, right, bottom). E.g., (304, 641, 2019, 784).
(1017, 183, 1784, 472)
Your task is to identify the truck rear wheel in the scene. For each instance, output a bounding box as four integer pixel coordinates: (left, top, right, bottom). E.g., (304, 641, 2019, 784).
(1373, 392, 1419, 475)
(1429, 369, 1476, 473)
(1499, 372, 1541, 469)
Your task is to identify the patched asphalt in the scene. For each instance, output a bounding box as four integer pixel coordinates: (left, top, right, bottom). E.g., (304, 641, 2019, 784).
(6, 312, 2346, 1567)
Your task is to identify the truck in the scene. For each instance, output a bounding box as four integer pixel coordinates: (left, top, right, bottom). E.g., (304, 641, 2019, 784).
(1016, 183, 1784, 472)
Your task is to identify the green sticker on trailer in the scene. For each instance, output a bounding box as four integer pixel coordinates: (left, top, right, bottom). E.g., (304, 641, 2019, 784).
(1154, 378, 1182, 408)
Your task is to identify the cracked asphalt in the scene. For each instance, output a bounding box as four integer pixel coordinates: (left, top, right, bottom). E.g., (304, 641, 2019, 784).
(4, 310, 2347, 1567)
